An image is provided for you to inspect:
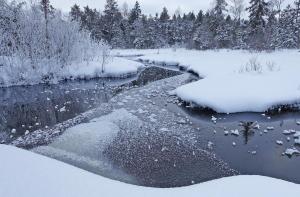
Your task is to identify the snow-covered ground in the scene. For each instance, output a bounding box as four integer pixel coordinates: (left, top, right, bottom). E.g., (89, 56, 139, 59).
(68, 57, 143, 79)
(115, 49, 300, 113)
(1, 145, 300, 197)
(0, 56, 143, 87)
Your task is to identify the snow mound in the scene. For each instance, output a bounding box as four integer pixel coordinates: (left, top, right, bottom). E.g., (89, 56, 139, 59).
(68, 57, 143, 79)
(1, 145, 300, 197)
(175, 73, 300, 113)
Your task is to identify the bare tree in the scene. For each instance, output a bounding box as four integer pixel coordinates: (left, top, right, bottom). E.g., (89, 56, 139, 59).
(228, 0, 245, 21)
(270, 0, 285, 19)
(174, 7, 182, 18)
(121, 2, 129, 19)
(101, 44, 111, 73)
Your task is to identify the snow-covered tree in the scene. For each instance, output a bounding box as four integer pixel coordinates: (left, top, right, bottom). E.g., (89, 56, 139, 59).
(160, 7, 170, 22)
(229, 0, 245, 21)
(101, 0, 122, 44)
(246, 0, 269, 49)
(0, 0, 108, 85)
(70, 4, 82, 22)
(129, 1, 141, 24)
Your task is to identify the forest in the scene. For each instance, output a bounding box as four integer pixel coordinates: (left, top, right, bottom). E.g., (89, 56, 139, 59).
(68, 0, 300, 50)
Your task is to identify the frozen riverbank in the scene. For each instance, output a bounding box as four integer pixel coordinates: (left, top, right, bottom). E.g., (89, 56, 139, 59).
(0, 56, 143, 87)
(115, 49, 300, 113)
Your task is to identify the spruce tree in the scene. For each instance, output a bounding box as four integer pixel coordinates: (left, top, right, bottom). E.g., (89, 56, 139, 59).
(129, 1, 141, 24)
(70, 4, 82, 22)
(160, 7, 170, 22)
(102, 0, 122, 44)
(246, 0, 269, 49)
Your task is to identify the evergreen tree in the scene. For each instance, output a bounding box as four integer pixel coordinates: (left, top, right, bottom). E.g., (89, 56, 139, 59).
(276, 5, 298, 48)
(195, 10, 204, 25)
(246, 0, 269, 49)
(214, 0, 228, 16)
(293, 0, 300, 47)
(101, 0, 122, 44)
(160, 7, 170, 22)
(61, 0, 300, 50)
(129, 1, 141, 24)
(70, 4, 82, 22)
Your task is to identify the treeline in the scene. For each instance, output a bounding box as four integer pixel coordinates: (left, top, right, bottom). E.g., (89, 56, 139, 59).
(70, 0, 300, 50)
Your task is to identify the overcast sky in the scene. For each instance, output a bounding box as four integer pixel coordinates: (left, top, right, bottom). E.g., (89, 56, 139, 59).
(50, 0, 219, 14)
(50, 0, 294, 15)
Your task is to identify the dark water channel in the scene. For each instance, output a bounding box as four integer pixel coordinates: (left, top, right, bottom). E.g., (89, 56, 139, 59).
(0, 67, 181, 143)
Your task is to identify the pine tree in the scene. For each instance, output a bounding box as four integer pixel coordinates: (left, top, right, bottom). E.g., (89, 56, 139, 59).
(195, 10, 203, 25)
(214, 0, 228, 17)
(160, 7, 170, 22)
(193, 14, 214, 49)
(276, 5, 298, 48)
(129, 1, 141, 24)
(294, 0, 300, 47)
(246, 0, 269, 49)
(70, 4, 82, 22)
(210, 0, 228, 48)
(266, 10, 278, 49)
(101, 0, 122, 44)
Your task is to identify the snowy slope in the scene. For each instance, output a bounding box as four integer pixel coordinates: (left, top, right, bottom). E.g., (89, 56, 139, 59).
(115, 49, 300, 113)
(1, 145, 300, 197)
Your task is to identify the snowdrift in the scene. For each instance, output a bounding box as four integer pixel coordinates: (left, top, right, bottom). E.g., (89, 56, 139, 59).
(0, 145, 300, 197)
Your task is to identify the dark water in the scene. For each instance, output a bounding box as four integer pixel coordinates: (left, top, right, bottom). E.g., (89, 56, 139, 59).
(170, 104, 300, 184)
(104, 127, 236, 187)
(0, 67, 181, 143)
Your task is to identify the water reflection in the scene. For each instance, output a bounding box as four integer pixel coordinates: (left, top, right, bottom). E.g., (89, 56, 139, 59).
(239, 121, 257, 144)
(0, 66, 181, 143)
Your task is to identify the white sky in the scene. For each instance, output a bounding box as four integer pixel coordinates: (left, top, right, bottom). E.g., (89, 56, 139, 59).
(51, 0, 219, 14)
(38, 0, 294, 15)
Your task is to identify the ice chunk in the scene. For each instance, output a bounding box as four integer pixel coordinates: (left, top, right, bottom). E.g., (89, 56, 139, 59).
(285, 148, 300, 156)
(231, 130, 240, 136)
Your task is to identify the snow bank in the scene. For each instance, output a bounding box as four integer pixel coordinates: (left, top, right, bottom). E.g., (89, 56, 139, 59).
(1, 145, 299, 197)
(68, 57, 143, 79)
(0, 56, 143, 87)
(115, 49, 300, 113)
(175, 73, 300, 113)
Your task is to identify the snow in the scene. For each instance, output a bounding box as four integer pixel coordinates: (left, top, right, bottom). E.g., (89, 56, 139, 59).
(68, 57, 143, 79)
(175, 72, 300, 113)
(33, 109, 142, 180)
(1, 145, 300, 197)
(116, 49, 300, 113)
(231, 129, 240, 136)
(0, 56, 143, 87)
(283, 130, 297, 135)
(285, 148, 300, 156)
